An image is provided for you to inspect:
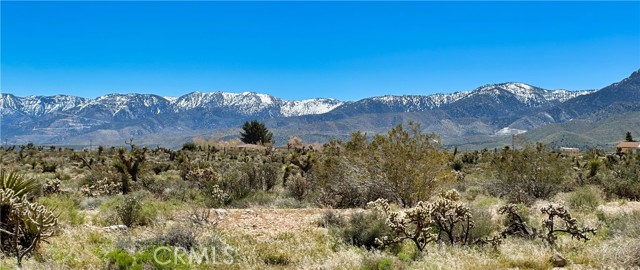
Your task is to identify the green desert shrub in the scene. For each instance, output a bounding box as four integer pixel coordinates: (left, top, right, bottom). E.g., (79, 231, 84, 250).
(598, 211, 640, 238)
(464, 185, 484, 201)
(316, 210, 345, 228)
(287, 174, 309, 200)
(116, 194, 142, 227)
(105, 248, 135, 270)
(338, 211, 391, 250)
(104, 247, 184, 270)
(97, 192, 157, 227)
(601, 155, 640, 200)
(38, 193, 86, 226)
(141, 226, 199, 250)
(219, 167, 253, 201)
(486, 143, 571, 205)
(360, 253, 399, 270)
(567, 186, 602, 211)
(469, 206, 499, 241)
(262, 251, 291, 266)
(310, 123, 452, 208)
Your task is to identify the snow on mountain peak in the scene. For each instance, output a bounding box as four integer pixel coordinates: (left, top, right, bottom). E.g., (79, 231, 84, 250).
(469, 82, 594, 106)
(359, 82, 594, 111)
(1, 83, 595, 119)
(280, 98, 343, 117)
(1, 93, 87, 116)
(169, 91, 343, 116)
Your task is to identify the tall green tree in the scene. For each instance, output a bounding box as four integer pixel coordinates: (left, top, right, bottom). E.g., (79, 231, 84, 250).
(625, 131, 634, 142)
(240, 120, 273, 145)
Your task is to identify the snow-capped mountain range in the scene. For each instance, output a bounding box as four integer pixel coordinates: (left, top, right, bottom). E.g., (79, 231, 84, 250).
(1, 83, 592, 119)
(1, 91, 344, 118)
(6, 70, 640, 149)
(347, 82, 592, 113)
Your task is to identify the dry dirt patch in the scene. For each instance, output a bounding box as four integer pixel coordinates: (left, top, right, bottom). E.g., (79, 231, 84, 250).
(217, 208, 351, 240)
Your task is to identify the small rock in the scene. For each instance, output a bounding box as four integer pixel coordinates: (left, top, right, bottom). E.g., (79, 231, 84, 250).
(104, 225, 128, 231)
(215, 209, 227, 219)
(550, 253, 567, 267)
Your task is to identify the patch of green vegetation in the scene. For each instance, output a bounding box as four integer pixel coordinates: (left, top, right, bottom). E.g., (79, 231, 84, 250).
(568, 186, 602, 211)
(337, 211, 391, 250)
(104, 247, 192, 270)
(38, 193, 86, 226)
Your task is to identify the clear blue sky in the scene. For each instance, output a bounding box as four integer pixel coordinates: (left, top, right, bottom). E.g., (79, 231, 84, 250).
(2, 1, 639, 101)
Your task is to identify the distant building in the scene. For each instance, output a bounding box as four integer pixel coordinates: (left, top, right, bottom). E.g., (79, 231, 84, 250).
(616, 141, 640, 154)
(234, 144, 267, 151)
(560, 147, 580, 156)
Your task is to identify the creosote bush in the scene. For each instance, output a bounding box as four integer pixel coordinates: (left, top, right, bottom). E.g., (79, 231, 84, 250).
(601, 154, 640, 200)
(113, 192, 158, 228)
(487, 143, 570, 205)
(116, 194, 142, 228)
(567, 186, 602, 211)
(287, 174, 309, 200)
(338, 211, 391, 250)
(142, 225, 199, 250)
(309, 122, 452, 208)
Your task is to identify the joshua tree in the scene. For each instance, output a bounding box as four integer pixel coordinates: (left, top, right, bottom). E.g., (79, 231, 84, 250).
(114, 147, 147, 194)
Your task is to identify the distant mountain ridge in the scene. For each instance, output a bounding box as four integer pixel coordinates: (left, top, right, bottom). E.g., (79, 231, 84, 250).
(1, 91, 344, 118)
(2, 70, 638, 149)
(329, 83, 592, 118)
(1, 83, 591, 118)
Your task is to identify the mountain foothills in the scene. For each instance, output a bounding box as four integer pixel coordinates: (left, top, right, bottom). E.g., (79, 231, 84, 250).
(1, 69, 639, 149)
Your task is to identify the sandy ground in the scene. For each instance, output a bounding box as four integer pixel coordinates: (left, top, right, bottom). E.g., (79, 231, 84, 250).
(217, 208, 325, 240)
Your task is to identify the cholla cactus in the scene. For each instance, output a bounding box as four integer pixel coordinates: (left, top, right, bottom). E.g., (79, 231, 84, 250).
(367, 189, 474, 251)
(43, 179, 61, 195)
(430, 190, 474, 245)
(540, 205, 596, 246)
(498, 204, 534, 239)
(185, 167, 218, 186)
(0, 189, 58, 268)
(209, 184, 230, 208)
(498, 204, 597, 247)
(81, 177, 121, 197)
(368, 198, 436, 251)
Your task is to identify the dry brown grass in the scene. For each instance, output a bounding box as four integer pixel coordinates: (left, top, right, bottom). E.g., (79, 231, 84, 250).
(2, 200, 640, 270)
